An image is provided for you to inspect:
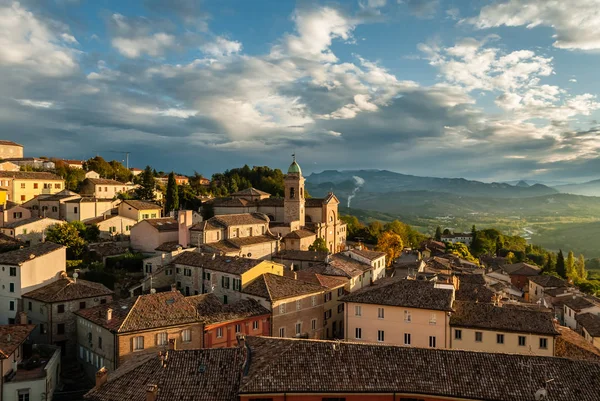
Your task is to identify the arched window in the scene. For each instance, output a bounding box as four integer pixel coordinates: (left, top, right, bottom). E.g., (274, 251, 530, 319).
(290, 187, 295, 199)
(300, 188, 303, 197)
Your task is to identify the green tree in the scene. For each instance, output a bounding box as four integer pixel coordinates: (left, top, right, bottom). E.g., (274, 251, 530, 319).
(434, 226, 442, 241)
(506, 251, 516, 264)
(109, 160, 133, 182)
(84, 156, 114, 178)
(442, 228, 451, 235)
(566, 251, 576, 280)
(308, 238, 329, 253)
(577, 254, 588, 280)
(543, 252, 556, 274)
(446, 242, 479, 264)
(495, 236, 503, 256)
(135, 166, 156, 201)
(46, 223, 86, 259)
(340, 215, 363, 239)
(556, 250, 566, 278)
(165, 172, 179, 213)
(376, 231, 404, 267)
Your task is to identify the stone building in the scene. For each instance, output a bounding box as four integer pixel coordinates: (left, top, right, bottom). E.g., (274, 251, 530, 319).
(205, 157, 347, 253)
(242, 273, 325, 339)
(0, 140, 24, 158)
(22, 273, 113, 357)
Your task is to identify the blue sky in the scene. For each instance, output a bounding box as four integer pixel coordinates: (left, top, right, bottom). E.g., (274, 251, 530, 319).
(2, 0, 600, 182)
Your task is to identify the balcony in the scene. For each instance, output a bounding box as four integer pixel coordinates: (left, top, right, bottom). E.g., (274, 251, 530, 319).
(4, 344, 60, 383)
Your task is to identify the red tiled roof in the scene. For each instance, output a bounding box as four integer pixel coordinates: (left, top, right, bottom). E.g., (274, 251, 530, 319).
(243, 273, 324, 301)
(22, 277, 113, 303)
(0, 325, 36, 359)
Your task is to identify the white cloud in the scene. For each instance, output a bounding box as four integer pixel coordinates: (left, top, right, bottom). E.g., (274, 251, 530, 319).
(201, 37, 242, 58)
(466, 0, 600, 51)
(129, 106, 198, 118)
(110, 14, 175, 58)
(569, 78, 577, 83)
(60, 33, 78, 44)
(276, 7, 356, 62)
(399, 0, 440, 18)
(15, 99, 55, 108)
(0, 2, 78, 76)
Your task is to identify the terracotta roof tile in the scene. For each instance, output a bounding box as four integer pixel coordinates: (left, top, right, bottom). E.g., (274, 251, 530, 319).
(346, 248, 386, 261)
(455, 282, 495, 303)
(450, 301, 558, 335)
(576, 313, 600, 337)
(243, 273, 324, 301)
(529, 274, 568, 288)
(210, 213, 269, 227)
(296, 271, 348, 289)
(0, 325, 36, 359)
(231, 187, 271, 197)
(85, 348, 245, 401)
(187, 293, 270, 325)
(274, 250, 329, 262)
(555, 326, 600, 362)
(239, 336, 600, 399)
(0, 140, 23, 147)
(22, 277, 113, 303)
(563, 296, 598, 311)
(136, 218, 177, 232)
(342, 279, 454, 311)
(2, 216, 60, 229)
(0, 171, 62, 180)
(122, 200, 162, 210)
(154, 242, 183, 252)
(284, 229, 316, 239)
(0, 242, 64, 265)
(75, 291, 198, 333)
(85, 178, 126, 186)
(501, 262, 541, 276)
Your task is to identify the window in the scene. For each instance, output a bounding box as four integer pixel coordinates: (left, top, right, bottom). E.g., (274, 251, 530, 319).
(216, 327, 223, 338)
(40, 324, 46, 334)
(79, 301, 86, 309)
(311, 319, 317, 331)
(185, 287, 190, 296)
(104, 187, 108, 192)
(279, 327, 285, 337)
(295, 322, 302, 335)
(55, 183, 61, 189)
(324, 309, 332, 320)
(18, 389, 29, 401)
(157, 332, 168, 346)
(290, 187, 295, 199)
(378, 307, 384, 319)
(100, 299, 107, 304)
(355, 305, 362, 316)
(13, 212, 22, 219)
(235, 324, 241, 334)
(539, 338, 548, 349)
(57, 324, 65, 335)
(429, 313, 437, 325)
(98, 186, 102, 192)
(404, 310, 411, 322)
(312, 295, 317, 306)
(404, 333, 411, 345)
(233, 278, 241, 291)
(203, 272, 211, 280)
(338, 287, 344, 296)
(98, 336, 103, 349)
(74, 206, 78, 214)
(9, 267, 16, 276)
(324, 292, 332, 302)
(20, 195, 25, 201)
(223, 295, 228, 304)
(279, 304, 286, 314)
(35, 183, 40, 190)
(133, 336, 144, 350)
(378, 330, 385, 342)
(9, 301, 14, 311)
(454, 329, 462, 340)
(429, 336, 436, 348)
(518, 336, 526, 347)
(9, 283, 14, 293)
(355, 328, 362, 339)
(222, 276, 230, 289)
(28, 302, 32, 311)
(182, 329, 191, 342)
(253, 320, 259, 330)
(497, 334, 504, 344)
(57, 304, 65, 313)
(475, 332, 483, 342)
(337, 304, 344, 313)
(20, 183, 26, 189)
(177, 281, 181, 288)
(52, 206, 58, 212)
(184, 268, 192, 277)
(296, 300, 301, 310)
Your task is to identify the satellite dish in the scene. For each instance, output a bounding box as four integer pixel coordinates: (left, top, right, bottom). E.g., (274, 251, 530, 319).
(535, 388, 548, 400)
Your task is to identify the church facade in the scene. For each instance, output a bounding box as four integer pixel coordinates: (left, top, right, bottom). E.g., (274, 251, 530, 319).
(206, 158, 347, 253)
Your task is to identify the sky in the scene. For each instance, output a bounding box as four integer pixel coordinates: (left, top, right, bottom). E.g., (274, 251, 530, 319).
(2, 0, 600, 183)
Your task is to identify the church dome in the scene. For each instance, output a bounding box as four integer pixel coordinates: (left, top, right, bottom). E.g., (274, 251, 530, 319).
(288, 157, 302, 175)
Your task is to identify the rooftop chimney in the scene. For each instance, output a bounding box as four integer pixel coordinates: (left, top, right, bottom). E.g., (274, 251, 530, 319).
(106, 308, 113, 321)
(95, 367, 108, 389)
(146, 384, 158, 401)
(18, 311, 27, 325)
(168, 338, 177, 351)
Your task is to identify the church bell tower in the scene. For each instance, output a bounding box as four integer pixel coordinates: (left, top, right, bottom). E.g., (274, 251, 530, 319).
(284, 154, 305, 226)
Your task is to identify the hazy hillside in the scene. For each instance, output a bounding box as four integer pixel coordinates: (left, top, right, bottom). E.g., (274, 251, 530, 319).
(554, 179, 600, 197)
(307, 170, 558, 199)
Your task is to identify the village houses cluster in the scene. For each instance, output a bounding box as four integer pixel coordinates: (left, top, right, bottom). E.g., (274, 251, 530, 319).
(0, 140, 598, 400)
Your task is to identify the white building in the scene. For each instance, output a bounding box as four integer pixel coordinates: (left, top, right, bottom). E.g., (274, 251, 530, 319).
(563, 296, 600, 330)
(0, 242, 65, 324)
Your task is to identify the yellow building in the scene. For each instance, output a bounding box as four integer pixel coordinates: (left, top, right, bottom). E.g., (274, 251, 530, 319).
(342, 279, 455, 348)
(0, 189, 7, 206)
(118, 199, 162, 222)
(450, 301, 558, 356)
(0, 171, 65, 204)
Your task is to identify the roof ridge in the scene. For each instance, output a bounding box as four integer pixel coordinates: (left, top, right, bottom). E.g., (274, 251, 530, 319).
(117, 296, 141, 333)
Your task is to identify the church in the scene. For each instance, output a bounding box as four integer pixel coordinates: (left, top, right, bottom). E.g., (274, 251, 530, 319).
(200, 157, 347, 255)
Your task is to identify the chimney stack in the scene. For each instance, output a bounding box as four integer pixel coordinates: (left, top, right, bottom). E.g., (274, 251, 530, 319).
(168, 338, 177, 351)
(106, 308, 113, 321)
(95, 367, 108, 389)
(146, 384, 158, 401)
(18, 312, 27, 325)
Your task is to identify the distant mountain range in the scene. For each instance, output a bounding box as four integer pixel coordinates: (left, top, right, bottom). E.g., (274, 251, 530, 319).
(307, 170, 559, 199)
(554, 179, 600, 197)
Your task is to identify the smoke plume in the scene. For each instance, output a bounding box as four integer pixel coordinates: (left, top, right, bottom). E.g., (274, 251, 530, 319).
(347, 176, 365, 208)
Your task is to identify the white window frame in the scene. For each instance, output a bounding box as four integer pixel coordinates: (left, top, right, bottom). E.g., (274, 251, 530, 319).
(133, 336, 144, 351)
(429, 336, 436, 348)
(279, 327, 285, 337)
(355, 327, 362, 339)
(295, 322, 302, 335)
(296, 300, 301, 311)
(378, 307, 384, 319)
(253, 320, 259, 330)
(377, 330, 385, 342)
(355, 305, 362, 316)
(216, 327, 223, 338)
(404, 310, 411, 323)
(157, 332, 168, 346)
(404, 333, 411, 345)
(181, 329, 191, 343)
(429, 313, 436, 325)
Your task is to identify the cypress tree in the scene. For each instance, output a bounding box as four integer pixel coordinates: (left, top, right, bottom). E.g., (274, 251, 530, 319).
(165, 172, 179, 213)
(434, 226, 442, 241)
(556, 249, 566, 278)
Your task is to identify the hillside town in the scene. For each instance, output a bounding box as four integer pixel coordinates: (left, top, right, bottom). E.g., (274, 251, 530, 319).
(0, 140, 599, 401)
